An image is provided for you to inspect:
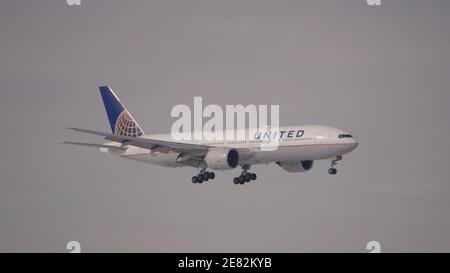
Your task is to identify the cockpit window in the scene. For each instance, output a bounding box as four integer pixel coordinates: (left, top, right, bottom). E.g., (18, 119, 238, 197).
(338, 134, 352, 138)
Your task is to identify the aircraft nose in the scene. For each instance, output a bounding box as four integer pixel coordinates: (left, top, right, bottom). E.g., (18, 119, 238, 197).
(350, 138, 359, 150)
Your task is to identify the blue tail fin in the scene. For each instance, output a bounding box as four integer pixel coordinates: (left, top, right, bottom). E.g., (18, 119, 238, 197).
(99, 86, 144, 137)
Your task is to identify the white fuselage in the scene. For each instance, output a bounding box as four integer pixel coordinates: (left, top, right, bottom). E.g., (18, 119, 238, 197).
(100, 125, 358, 169)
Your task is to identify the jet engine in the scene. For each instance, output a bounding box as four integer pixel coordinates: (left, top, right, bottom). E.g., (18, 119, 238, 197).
(204, 148, 239, 170)
(277, 160, 314, 172)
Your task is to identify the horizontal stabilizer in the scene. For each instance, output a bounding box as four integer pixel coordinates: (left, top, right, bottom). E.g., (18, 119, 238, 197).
(61, 141, 126, 150)
(66, 127, 209, 154)
(65, 128, 254, 158)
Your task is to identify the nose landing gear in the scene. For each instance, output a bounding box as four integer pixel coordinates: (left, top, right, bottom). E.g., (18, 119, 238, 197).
(328, 155, 342, 175)
(191, 169, 216, 184)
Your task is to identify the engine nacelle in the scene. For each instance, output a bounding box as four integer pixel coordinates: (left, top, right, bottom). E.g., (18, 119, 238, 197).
(277, 160, 314, 172)
(204, 148, 239, 170)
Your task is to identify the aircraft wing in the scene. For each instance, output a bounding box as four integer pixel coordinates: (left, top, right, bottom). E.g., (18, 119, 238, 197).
(66, 127, 255, 162)
(67, 127, 209, 155)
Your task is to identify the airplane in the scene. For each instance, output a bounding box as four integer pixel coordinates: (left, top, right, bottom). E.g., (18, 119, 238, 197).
(64, 86, 358, 185)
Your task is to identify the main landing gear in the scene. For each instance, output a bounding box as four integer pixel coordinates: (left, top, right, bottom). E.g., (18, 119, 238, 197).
(191, 169, 216, 184)
(233, 164, 257, 185)
(328, 155, 342, 175)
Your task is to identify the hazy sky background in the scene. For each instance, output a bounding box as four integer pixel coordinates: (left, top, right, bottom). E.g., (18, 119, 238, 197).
(1, 0, 450, 252)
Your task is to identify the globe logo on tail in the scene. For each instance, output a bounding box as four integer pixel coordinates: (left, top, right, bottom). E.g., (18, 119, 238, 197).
(114, 110, 143, 137)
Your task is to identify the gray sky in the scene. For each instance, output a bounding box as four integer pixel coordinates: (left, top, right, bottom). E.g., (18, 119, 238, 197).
(1, 0, 450, 252)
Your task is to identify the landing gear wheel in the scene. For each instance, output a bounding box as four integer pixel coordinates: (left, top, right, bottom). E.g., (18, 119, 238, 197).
(250, 173, 257, 181)
(328, 168, 337, 175)
(239, 176, 245, 184)
(203, 172, 210, 181)
(233, 177, 240, 184)
(244, 173, 251, 182)
(192, 176, 198, 183)
(208, 172, 215, 180)
(197, 175, 204, 183)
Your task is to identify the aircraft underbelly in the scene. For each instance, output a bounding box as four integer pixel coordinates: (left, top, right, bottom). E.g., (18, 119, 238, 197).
(111, 143, 351, 168)
(241, 144, 344, 164)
